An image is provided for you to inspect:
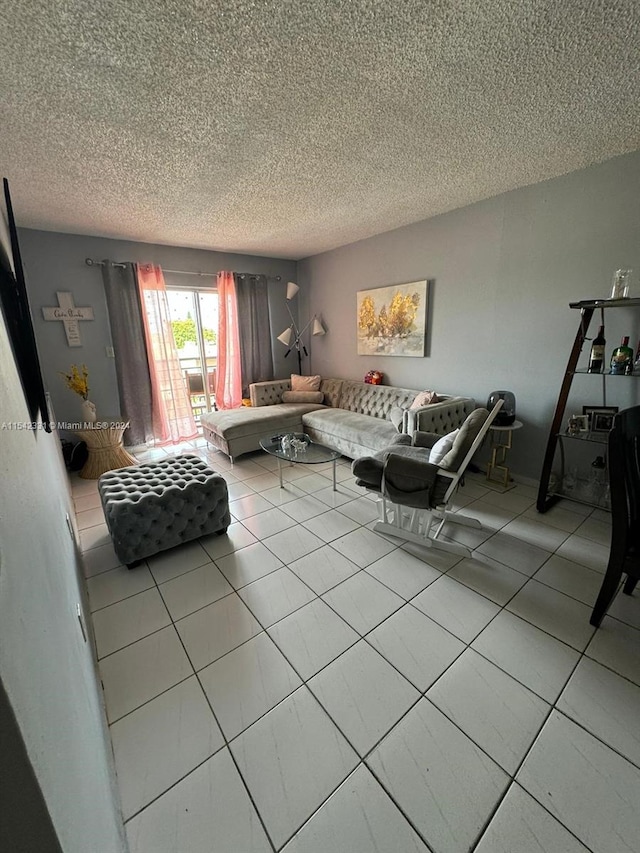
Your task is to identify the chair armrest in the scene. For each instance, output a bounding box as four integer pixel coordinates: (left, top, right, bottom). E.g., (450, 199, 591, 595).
(406, 397, 476, 434)
(412, 431, 440, 449)
(389, 433, 412, 447)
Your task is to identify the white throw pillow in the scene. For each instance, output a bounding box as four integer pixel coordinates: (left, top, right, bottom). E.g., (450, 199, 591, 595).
(429, 429, 459, 465)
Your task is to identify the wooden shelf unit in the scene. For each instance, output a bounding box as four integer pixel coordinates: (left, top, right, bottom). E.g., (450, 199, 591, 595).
(536, 298, 640, 513)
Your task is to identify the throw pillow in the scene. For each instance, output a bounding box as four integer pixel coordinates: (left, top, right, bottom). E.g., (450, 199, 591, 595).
(282, 390, 324, 404)
(410, 390, 440, 410)
(291, 373, 321, 392)
(429, 429, 459, 465)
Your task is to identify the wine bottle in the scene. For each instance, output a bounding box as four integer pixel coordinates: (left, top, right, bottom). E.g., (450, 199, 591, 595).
(587, 325, 606, 373)
(609, 336, 634, 375)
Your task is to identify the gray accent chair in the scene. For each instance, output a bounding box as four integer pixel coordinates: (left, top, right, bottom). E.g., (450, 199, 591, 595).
(351, 401, 504, 558)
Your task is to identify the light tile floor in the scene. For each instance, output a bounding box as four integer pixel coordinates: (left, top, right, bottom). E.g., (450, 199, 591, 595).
(72, 441, 640, 853)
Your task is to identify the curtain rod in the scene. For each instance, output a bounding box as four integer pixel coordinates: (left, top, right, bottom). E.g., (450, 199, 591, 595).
(85, 258, 281, 280)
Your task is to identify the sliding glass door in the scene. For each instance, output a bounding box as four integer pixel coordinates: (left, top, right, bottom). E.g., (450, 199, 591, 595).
(166, 288, 218, 424)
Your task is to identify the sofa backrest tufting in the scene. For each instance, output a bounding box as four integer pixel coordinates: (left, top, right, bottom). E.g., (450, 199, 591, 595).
(338, 380, 416, 419)
(248, 376, 473, 435)
(250, 379, 292, 406)
(319, 378, 344, 408)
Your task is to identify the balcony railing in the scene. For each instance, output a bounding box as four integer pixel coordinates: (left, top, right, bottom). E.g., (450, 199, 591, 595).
(178, 355, 217, 426)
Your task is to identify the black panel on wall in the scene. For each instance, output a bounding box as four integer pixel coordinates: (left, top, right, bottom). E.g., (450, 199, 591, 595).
(0, 179, 50, 432)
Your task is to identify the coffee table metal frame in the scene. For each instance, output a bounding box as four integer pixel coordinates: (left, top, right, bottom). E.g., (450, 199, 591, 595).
(259, 433, 341, 490)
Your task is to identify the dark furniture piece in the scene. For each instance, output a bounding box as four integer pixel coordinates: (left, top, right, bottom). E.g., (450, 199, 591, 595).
(537, 297, 640, 513)
(1, 179, 51, 432)
(590, 406, 640, 627)
(187, 370, 216, 396)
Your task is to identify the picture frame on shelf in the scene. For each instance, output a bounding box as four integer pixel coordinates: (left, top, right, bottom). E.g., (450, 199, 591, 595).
(582, 405, 618, 434)
(567, 414, 589, 435)
(591, 411, 618, 433)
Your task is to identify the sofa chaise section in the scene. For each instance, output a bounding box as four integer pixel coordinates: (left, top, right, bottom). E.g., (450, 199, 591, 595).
(201, 400, 325, 459)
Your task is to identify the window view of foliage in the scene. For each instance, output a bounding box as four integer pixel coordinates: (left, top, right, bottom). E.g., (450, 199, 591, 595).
(171, 318, 216, 349)
(358, 290, 420, 339)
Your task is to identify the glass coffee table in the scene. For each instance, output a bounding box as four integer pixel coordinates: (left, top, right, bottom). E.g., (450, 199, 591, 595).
(259, 432, 341, 490)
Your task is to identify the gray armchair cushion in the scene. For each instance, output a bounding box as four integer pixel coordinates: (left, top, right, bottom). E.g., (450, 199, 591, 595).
(382, 453, 440, 508)
(438, 408, 489, 470)
(412, 431, 442, 450)
(390, 432, 413, 447)
(351, 442, 429, 488)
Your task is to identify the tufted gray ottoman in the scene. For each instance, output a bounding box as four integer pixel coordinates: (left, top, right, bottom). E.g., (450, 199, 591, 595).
(98, 455, 230, 568)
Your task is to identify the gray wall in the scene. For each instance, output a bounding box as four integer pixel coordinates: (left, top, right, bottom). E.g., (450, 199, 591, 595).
(299, 151, 640, 481)
(18, 229, 298, 428)
(0, 327, 126, 850)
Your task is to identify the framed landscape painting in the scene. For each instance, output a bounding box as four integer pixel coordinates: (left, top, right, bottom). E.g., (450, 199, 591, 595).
(357, 279, 428, 357)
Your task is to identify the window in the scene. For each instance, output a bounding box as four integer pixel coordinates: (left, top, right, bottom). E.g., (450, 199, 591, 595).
(166, 287, 218, 424)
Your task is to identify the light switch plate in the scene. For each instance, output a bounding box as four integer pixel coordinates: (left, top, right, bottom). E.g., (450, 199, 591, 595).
(105, 346, 115, 357)
(76, 603, 87, 642)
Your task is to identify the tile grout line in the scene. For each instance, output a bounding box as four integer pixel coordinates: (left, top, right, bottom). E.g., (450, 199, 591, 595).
(73, 456, 636, 852)
(110, 543, 280, 852)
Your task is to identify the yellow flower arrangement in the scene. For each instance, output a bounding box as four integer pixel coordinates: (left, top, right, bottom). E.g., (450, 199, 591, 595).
(60, 364, 90, 400)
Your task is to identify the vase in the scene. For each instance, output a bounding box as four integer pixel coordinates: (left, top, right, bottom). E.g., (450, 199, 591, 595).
(81, 399, 97, 424)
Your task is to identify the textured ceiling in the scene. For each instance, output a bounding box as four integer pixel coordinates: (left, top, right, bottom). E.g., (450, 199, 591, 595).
(1, 1, 639, 260)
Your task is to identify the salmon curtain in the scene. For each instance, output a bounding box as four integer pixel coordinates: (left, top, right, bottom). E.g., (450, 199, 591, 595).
(135, 263, 198, 444)
(215, 271, 243, 409)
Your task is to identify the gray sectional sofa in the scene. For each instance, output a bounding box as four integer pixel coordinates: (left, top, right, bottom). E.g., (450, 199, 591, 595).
(201, 377, 474, 461)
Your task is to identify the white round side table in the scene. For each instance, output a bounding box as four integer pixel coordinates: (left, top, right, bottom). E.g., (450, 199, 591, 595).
(486, 420, 523, 487)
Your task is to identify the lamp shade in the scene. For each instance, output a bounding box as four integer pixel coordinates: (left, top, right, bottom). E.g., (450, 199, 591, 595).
(277, 327, 293, 346)
(286, 281, 300, 300)
(312, 317, 326, 336)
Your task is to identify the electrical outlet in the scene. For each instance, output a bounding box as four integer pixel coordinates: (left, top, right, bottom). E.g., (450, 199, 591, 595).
(105, 346, 115, 357)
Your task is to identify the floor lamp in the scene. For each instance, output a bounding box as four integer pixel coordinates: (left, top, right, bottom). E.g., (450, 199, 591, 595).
(277, 281, 326, 374)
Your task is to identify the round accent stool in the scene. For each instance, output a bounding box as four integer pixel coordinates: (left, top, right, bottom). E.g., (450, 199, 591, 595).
(75, 422, 138, 479)
(98, 455, 230, 568)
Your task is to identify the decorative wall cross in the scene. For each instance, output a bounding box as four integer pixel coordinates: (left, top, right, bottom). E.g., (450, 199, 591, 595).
(42, 291, 94, 347)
